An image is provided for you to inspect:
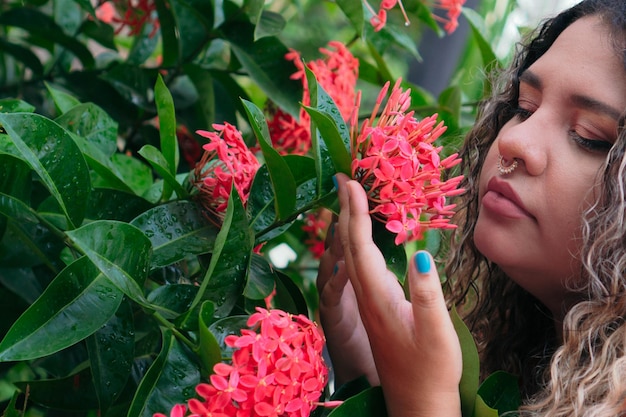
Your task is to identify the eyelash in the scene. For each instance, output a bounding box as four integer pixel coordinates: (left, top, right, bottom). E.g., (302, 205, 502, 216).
(512, 107, 612, 153)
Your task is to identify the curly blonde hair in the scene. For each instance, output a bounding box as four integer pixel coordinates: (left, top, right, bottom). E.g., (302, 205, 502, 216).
(444, 0, 626, 415)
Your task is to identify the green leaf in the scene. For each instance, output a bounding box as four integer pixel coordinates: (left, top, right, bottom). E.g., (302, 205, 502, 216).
(86, 299, 135, 412)
(304, 67, 340, 197)
(244, 253, 276, 300)
(0, 38, 44, 76)
(147, 284, 198, 318)
(184, 63, 216, 130)
(154, 0, 180, 67)
(128, 328, 201, 417)
(155, 74, 179, 178)
(0, 112, 90, 229)
(222, 21, 302, 117)
(473, 395, 499, 417)
(305, 107, 352, 175)
(0, 98, 35, 114)
(372, 219, 408, 283)
(0, 257, 123, 361)
(66, 220, 152, 308)
(254, 10, 286, 40)
(463, 8, 500, 70)
(336, 0, 364, 36)
(45, 82, 81, 114)
(78, 19, 117, 51)
(2, 391, 21, 417)
(85, 188, 153, 222)
(328, 386, 387, 416)
(0, 8, 95, 69)
(451, 306, 480, 417)
(55, 102, 119, 157)
(476, 371, 520, 416)
(126, 20, 160, 65)
(188, 187, 254, 318)
(15, 366, 99, 411)
(242, 99, 296, 220)
(130, 200, 219, 269)
(170, 0, 211, 61)
(0, 154, 31, 237)
(138, 145, 188, 200)
(73, 135, 135, 194)
(196, 301, 223, 374)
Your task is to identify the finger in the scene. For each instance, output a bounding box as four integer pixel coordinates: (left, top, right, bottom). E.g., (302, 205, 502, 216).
(409, 251, 457, 345)
(318, 260, 351, 309)
(341, 179, 405, 303)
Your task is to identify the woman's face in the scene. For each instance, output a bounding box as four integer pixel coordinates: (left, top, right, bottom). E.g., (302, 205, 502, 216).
(474, 16, 626, 317)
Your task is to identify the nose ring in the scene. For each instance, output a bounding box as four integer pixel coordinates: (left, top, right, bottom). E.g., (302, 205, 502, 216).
(497, 154, 518, 175)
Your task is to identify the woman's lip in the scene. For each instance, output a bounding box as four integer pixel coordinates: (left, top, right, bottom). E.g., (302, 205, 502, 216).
(482, 178, 535, 220)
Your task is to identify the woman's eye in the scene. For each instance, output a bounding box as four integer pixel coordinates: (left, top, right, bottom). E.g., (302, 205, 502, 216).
(569, 132, 612, 152)
(513, 107, 533, 120)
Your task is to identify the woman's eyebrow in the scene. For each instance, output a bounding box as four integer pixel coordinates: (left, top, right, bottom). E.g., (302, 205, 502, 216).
(520, 69, 621, 120)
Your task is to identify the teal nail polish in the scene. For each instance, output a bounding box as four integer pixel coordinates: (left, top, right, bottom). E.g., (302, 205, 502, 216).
(332, 175, 338, 189)
(415, 252, 431, 274)
(333, 263, 339, 275)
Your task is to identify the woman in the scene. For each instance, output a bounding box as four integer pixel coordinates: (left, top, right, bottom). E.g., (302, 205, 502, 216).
(317, 0, 626, 415)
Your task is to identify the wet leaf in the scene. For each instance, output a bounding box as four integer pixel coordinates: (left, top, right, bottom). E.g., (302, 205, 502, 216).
(0, 113, 91, 229)
(0, 257, 123, 361)
(128, 329, 201, 417)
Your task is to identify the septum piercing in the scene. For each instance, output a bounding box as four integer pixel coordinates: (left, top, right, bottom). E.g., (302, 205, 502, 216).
(497, 154, 518, 175)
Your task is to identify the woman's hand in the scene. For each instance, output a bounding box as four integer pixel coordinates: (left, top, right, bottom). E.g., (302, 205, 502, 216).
(335, 173, 463, 417)
(317, 213, 379, 386)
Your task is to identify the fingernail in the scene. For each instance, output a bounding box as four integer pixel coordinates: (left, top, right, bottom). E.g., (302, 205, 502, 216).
(333, 263, 339, 275)
(330, 223, 335, 237)
(415, 252, 431, 274)
(332, 175, 338, 189)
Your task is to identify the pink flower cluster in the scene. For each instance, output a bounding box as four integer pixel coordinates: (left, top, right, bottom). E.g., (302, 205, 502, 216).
(260, 41, 359, 156)
(366, 0, 466, 34)
(350, 79, 464, 245)
(192, 123, 260, 222)
(95, 0, 159, 37)
(154, 308, 331, 417)
(301, 211, 329, 259)
(433, 0, 466, 34)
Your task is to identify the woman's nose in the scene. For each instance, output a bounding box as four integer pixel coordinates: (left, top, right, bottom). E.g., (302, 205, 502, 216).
(496, 113, 550, 177)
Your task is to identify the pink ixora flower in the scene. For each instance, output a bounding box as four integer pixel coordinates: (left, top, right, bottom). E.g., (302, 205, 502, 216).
(192, 123, 260, 224)
(258, 41, 359, 156)
(154, 307, 337, 417)
(301, 210, 330, 259)
(96, 0, 159, 37)
(432, 0, 466, 34)
(350, 79, 464, 245)
(365, 0, 410, 32)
